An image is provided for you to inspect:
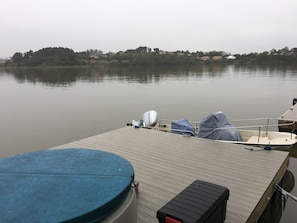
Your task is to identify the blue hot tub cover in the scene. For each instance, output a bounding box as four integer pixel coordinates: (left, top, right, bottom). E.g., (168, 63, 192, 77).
(0, 148, 134, 223)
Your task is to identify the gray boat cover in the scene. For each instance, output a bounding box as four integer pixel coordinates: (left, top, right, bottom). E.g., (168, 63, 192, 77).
(198, 111, 242, 141)
(171, 119, 195, 136)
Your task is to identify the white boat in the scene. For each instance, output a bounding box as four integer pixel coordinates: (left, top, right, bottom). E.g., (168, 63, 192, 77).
(133, 111, 297, 149)
(212, 128, 297, 147)
(196, 112, 297, 148)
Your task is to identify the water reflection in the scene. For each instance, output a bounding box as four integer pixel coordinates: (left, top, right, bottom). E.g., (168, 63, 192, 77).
(4, 64, 297, 87)
(4, 64, 230, 86)
(233, 64, 297, 75)
(4, 67, 85, 87)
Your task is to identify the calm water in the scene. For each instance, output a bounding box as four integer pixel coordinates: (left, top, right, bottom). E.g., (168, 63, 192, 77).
(1, 64, 297, 221)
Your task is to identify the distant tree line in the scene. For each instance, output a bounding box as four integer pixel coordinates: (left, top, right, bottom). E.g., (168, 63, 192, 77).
(5, 47, 83, 67)
(4, 46, 297, 67)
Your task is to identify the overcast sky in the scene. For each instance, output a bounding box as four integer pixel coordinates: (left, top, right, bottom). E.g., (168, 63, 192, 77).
(1, 0, 296, 58)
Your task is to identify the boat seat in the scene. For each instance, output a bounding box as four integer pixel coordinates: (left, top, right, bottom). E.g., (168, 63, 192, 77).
(247, 136, 270, 144)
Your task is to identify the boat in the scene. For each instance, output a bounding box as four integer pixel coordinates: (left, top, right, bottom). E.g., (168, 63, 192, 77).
(196, 111, 297, 148)
(130, 110, 297, 148)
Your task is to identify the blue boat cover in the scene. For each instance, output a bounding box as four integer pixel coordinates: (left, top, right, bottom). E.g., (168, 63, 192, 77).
(0, 148, 134, 223)
(198, 111, 242, 141)
(171, 119, 195, 136)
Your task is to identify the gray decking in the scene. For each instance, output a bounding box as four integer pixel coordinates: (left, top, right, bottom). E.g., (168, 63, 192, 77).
(278, 103, 297, 133)
(53, 126, 289, 223)
(279, 103, 297, 121)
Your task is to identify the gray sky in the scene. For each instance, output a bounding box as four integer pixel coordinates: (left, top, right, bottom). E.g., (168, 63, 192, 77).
(1, 0, 297, 58)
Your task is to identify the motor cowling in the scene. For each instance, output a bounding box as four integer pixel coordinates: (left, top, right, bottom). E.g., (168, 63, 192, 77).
(141, 110, 158, 127)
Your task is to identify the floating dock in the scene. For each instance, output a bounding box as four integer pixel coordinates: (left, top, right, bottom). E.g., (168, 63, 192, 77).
(53, 126, 289, 223)
(278, 102, 297, 133)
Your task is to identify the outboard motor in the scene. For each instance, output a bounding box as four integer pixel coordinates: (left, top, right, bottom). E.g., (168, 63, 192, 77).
(141, 110, 158, 127)
(132, 110, 158, 128)
(293, 98, 297, 106)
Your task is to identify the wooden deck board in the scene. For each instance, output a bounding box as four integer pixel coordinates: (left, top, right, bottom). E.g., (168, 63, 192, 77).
(279, 103, 297, 121)
(52, 127, 289, 223)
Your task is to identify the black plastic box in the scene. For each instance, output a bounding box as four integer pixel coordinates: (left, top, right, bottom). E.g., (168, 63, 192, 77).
(156, 180, 229, 223)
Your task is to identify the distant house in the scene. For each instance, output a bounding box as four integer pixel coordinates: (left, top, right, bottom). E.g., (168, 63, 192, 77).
(212, 56, 223, 60)
(198, 56, 210, 61)
(90, 54, 99, 59)
(226, 55, 236, 60)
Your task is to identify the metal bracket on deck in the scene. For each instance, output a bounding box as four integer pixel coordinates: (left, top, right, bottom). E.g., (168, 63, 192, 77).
(132, 181, 139, 195)
(275, 184, 297, 202)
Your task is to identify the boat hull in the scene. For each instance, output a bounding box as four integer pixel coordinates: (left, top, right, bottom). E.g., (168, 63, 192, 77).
(218, 129, 297, 147)
(278, 120, 297, 134)
(156, 123, 297, 148)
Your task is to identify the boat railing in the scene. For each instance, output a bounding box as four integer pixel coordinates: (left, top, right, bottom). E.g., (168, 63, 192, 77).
(159, 118, 295, 132)
(209, 121, 296, 142)
(157, 118, 296, 142)
(231, 117, 278, 132)
(230, 118, 296, 135)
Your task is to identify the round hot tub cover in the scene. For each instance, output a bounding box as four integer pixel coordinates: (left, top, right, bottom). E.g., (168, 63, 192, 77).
(0, 148, 135, 222)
